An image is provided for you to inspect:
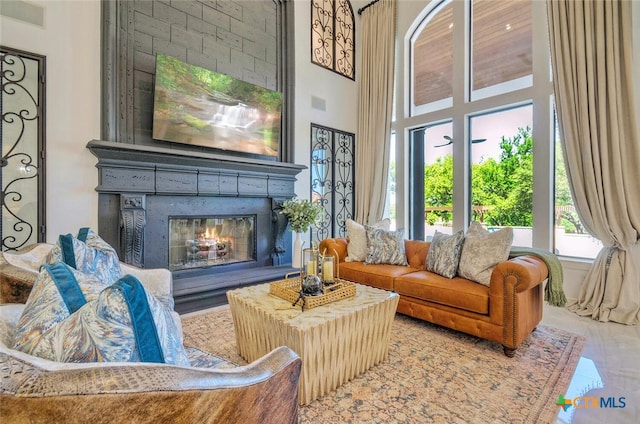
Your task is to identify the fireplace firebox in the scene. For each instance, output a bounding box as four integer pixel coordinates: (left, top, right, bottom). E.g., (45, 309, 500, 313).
(169, 216, 255, 271)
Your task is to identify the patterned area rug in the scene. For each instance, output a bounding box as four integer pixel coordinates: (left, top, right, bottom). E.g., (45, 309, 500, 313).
(182, 306, 585, 424)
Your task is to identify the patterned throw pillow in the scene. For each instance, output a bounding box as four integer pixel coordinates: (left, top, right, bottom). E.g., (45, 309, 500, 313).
(47, 228, 122, 285)
(345, 218, 391, 262)
(364, 226, 408, 266)
(425, 230, 465, 278)
(458, 222, 513, 286)
(13, 266, 189, 366)
(12, 262, 111, 354)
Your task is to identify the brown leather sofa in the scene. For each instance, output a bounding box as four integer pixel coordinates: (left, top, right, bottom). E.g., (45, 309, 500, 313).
(319, 238, 548, 357)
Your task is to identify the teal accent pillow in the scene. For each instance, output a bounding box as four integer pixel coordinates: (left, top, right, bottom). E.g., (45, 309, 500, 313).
(364, 226, 408, 266)
(13, 269, 189, 366)
(48, 228, 122, 285)
(426, 230, 465, 278)
(13, 263, 111, 356)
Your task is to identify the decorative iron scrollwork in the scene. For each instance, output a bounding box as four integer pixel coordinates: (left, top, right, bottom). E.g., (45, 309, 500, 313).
(1, 48, 45, 251)
(311, 0, 355, 80)
(311, 124, 354, 243)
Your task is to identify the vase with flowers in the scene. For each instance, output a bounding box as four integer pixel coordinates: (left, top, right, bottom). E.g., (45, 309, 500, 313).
(280, 197, 322, 268)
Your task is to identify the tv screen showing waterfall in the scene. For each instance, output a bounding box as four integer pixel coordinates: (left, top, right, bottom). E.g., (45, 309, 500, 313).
(152, 54, 282, 158)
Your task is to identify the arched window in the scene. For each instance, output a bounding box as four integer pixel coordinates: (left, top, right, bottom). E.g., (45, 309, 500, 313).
(311, 0, 355, 80)
(400, 0, 598, 258)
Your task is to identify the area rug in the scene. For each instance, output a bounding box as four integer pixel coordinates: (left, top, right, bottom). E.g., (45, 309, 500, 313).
(182, 307, 585, 424)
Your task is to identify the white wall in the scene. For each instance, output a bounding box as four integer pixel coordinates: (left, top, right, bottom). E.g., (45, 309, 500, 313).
(1, 0, 102, 241)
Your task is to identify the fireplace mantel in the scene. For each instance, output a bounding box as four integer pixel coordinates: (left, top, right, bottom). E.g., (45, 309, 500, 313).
(87, 140, 305, 313)
(87, 140, 305, 196)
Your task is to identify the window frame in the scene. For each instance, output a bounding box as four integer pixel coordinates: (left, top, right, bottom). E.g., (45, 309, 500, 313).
(396, 0, 556, 252)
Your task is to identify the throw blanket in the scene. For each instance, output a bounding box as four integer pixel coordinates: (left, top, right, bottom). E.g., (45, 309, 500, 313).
(510, 246, 567, 307)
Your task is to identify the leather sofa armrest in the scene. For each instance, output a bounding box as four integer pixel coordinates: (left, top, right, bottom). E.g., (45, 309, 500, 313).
(0, 346, 302, 424)
(319, 238, 349, 262)
(488, 256, 548, 352)
(489, 256, 548, 296)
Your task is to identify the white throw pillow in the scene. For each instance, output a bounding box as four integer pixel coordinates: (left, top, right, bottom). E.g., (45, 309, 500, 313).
(345, 218, 391, 262)
(457, 222, 513, 286)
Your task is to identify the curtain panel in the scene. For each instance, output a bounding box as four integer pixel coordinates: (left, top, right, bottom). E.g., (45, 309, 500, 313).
(547, 0, 640, 325)
(354, 0, 397, 224)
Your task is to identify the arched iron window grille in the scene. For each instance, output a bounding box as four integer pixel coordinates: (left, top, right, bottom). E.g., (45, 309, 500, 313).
(311, 0, 355, 80)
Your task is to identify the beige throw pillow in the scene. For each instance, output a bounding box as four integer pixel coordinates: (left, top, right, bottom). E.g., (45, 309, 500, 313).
(345, 218, 391, 262)
(457, 222, 513, 286)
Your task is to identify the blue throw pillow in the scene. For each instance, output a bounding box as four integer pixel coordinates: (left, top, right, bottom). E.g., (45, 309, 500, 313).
(47, 228, 122, 285)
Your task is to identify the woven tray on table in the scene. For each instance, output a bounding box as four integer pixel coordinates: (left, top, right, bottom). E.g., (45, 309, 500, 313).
(269, 277, 356, 310)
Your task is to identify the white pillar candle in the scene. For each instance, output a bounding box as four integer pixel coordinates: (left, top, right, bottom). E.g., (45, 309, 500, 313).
(307, 260, 317, 276)
(322, 261, 334, 281)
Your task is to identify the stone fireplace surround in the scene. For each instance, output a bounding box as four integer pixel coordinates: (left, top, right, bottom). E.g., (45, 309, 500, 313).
(87, 140, 304, 313)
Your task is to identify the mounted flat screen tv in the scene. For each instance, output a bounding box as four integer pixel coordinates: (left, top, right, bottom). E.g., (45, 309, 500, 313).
(152, 54, 281, 159)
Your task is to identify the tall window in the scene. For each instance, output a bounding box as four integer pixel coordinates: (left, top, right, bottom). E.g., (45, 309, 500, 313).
(402, 0, 594, 258)
(405, 0, 547, 249)
(311, 0, 355, 80)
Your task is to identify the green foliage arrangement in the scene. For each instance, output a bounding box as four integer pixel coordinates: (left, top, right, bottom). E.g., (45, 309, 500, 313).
(280, 197, 322, 233)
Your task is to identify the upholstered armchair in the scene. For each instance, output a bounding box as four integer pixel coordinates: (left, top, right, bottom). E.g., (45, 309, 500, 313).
(0, 244, 302, 423)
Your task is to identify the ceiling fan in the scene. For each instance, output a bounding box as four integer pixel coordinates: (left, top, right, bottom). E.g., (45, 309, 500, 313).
(434, 135, 487, 148)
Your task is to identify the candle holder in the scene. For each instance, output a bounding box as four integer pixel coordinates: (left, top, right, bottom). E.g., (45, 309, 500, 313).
(303, 247, 319, 277)
(321, 252, 335, 286)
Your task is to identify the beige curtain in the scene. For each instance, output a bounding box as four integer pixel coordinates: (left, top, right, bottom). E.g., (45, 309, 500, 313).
(354, 0, 397, 224)
(547, 0, 640, 325)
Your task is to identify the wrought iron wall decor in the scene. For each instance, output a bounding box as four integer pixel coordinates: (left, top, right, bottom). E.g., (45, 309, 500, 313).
(311, 0, 355, 80)
(310, 124, 354, 242)
(1, 47, 46, 251)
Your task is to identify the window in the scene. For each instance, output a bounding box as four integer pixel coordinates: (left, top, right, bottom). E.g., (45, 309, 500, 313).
(470, 106, 533, 247)
(311, 0, 355, 80)
(470, 0, 532, 99)
(397, 0, 601, 258)
(409, 121, 453, 240)
(402, 0, 562, 253)
(411, 0, 453, 114)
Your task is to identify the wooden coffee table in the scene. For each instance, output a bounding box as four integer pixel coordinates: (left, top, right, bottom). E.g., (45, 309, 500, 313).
(227, 281, 399, 405)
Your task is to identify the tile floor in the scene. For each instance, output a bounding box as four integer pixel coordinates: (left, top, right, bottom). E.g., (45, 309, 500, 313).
(541, 304, 640, 423)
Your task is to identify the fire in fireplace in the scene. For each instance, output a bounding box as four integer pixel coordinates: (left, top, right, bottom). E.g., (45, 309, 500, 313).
(169, 216, 255, 271)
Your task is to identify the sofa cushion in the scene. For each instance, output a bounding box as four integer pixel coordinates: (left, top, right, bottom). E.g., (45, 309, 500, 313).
(365, 226, 408, 266)
(339, 261, 418, 291)
(345, 218, 390, 262)
(47, 228, 122, 285)
(394, 271, 490, 315)
(425, 230, 465, 278)
(458, 223, 513, 286)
